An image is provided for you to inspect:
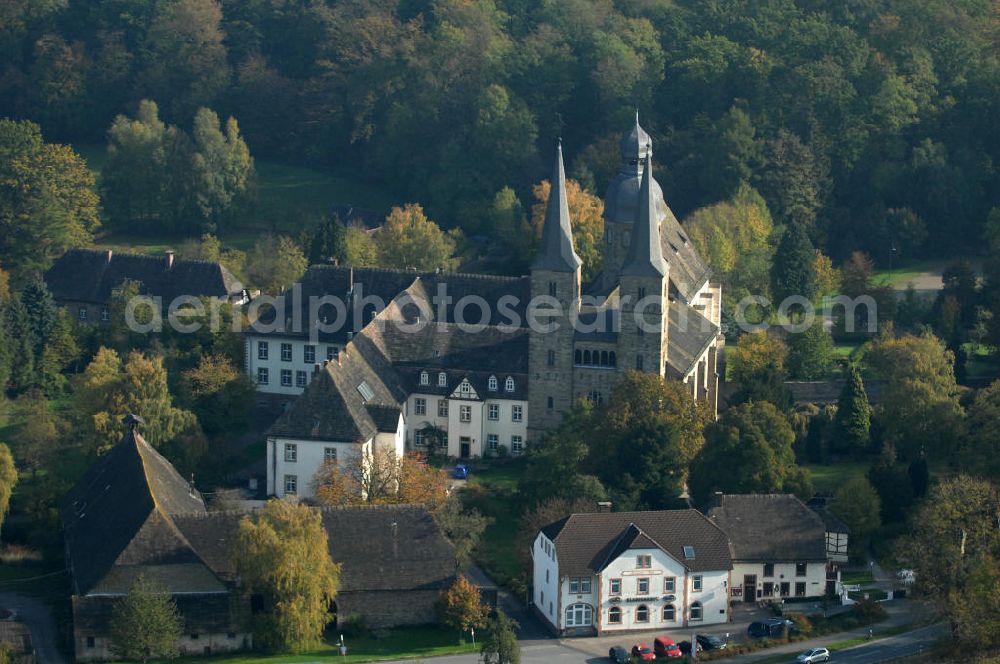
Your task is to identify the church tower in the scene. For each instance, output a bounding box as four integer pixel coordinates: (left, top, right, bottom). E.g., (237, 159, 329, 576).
(618, 157, 670, 376)
(528, 142, 582, 440)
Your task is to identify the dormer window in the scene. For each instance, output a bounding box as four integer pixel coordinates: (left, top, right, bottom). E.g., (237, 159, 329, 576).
(488, 375, 498, 391)
(420, 371, 429, 386)
(505, 377, 515, 392)
(438, 372, 447, 387)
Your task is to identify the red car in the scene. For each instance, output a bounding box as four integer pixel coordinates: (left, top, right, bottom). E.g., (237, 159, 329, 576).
(631, 644, 655, 661)
(654, 637, 682, 658)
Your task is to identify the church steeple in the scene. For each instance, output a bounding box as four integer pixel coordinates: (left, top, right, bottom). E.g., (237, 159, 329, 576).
(622, 157, 667, 278)
(532, 141, 581, 273)
(619, 111, 652, 174)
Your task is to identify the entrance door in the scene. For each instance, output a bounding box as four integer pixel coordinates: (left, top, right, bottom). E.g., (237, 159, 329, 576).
(460, 436, 471, 458)
(743, 575, 757, 603)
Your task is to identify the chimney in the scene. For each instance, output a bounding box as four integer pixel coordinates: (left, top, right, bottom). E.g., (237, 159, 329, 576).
(105, 249, 113, 263)
(597, 501, 612, 513)
(313, 362, 321, 374)
(336, 351, 343, 366)
(713, 491, 724, 507)
(188, 473, 196, 496)
(165, 250, 175, 270)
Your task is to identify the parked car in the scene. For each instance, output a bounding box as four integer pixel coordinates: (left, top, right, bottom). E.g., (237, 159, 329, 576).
(653, 637, 682, 658)
(608, 646, 630, 664)
(678, 641, 697, 655)
(631, 644, 656, 661)
(696, 634, 727, 651)
(796, 647, 831, 663)
(451, 464, 470, 479)
(748, 618, 796, 638)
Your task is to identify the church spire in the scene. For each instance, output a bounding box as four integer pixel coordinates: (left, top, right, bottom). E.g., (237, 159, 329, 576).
(532, 141, 581, 273)
(622, 157, 667, 278)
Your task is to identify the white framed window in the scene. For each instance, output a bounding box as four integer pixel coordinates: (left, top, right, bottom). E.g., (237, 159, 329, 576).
(511, 435, 523, 454)
(284, 474, 297, 495)
(663, 604, 675, 621)
(690, 601, 703, 621)
(460, 405, 471, 423)
(420, 371, 429, 386)
(438, 372, 447, 387)
(693, 575, 703, 592)
(505, 376, 515, 392)
(664, 577, 675, 593)
(414, 429, 425, 446)
(608, 606, 621, 624)
(580, 577, 591, 593)
(284, 443, 297, 462)
(100, 306, 110, 322)
(488, 403, 499, 420)
(327, 345, 338, 360)
(488, 375, 498, 391)
(609, 578, 621, 595)
(324, 447, 337, 462)
(569, 578, 579, 593)
(636, 554, 652, 569)
(487, 434, 498, 451)
(637, 577, 649, 594)
(78, 306, 87, 321)
(295, 370, 307, 387)
(304, 345, 316, 363)
(414, 398, 426, 415)
(257, 368, 269, 385)
(511, 405, 523, 422)
(635, 604, 649, 623)
(281, 343, 292, 362)
(258, 341, 268, 360)
(565, 603, 593, 627)
(281, 369, 292, 387)
(438, 399, 448, 417)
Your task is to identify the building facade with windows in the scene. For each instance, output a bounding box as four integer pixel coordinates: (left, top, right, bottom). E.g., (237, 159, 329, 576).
(532, 510, 732, 637)
(708, 494, 835, 603)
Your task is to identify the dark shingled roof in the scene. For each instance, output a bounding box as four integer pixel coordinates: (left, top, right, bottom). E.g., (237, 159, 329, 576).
(708, 494, 828, 562)
(667, 302, 720, 375)
(622, 160, 668, 278)
(173, 504, 456, 592)
(533, 143, 582, 273)
(45, 248, 243, 305)
(60, 428, 209, 595)
(539, 510, 732, 576)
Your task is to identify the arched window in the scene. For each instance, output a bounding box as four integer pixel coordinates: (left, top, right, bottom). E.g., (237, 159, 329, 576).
(608, 606, 622, 624)
(583, 350, 591, 365)
(565, 603, 593, 627)
(635, 604, 649, 623)
(505, 376, 515, 392)
(690, 601, 702, 621)
(662, 604, 675, 621)
(575, 349, 582, 365)
(600, 350, 608, 366)
(488, 375, 498, 391)
(609, 351, 617, 367)
(438, 372, 447, 387)
(420, 371, 429, 386)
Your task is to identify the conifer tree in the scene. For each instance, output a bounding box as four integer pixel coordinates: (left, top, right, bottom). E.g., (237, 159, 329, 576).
(771, 222, 817, 305)
(481, 610, 520, 664)
(308, 214, 348, 265)
(833, 364, 871, 454)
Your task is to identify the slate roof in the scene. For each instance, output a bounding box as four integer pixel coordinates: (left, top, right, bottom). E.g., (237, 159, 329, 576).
(666, 302, 720, 376)
(622, 160, 668, 278)
(60, 427, 210, 596)
(707, 494, 828, 563)
(533, 143, 582, 273)
(172, 504, 457, 593)
(45, 248, 243, 305)
(539, 510, 732, 576)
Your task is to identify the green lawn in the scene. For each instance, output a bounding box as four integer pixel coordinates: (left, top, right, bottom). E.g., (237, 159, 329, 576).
(871, 258, 947, 288)
(841, 570, 875, 586)
(462, 461, 525, 588)
(805, 462, 869, 494)
(166, 626, 477, 664)
(74, 142, 396, 255)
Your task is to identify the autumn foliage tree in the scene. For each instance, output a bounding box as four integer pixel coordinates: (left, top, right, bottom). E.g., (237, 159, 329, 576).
(312, 449, 449, 508)
(439, 576, 487, 638)
(376, 204, 460, 272)
(531, 177, 604, 282)
(232, 500, 341, 653)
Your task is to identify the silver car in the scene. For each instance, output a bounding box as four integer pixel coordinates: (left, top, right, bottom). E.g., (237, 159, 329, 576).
(796, 647, 831, 663)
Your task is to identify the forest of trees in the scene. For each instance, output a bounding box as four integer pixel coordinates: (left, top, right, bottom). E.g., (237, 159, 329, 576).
(1, 0, 997, 266)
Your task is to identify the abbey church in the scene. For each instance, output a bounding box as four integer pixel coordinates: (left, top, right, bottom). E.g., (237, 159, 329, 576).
(247, 118, 723, 498)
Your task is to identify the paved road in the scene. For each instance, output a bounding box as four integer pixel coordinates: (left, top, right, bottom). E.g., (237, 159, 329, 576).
(752, 623, 946, 663)
(0, 592, 68, 664)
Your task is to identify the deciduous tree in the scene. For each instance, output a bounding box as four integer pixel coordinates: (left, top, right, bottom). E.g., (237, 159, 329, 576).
(787, 322, 834, 380)
(232, 500, 341, 653)
(376, 204, 460, 272)
(439, 576, 487, 637)
(481, 609, 520, 664)
(531, 177, 604, 282)
(831, 476, 881, 540)
(0, 444, 17, 542)
(432, 497, 491, 571)
(246, 235, 308, 294)
(109, 575, 182, 664)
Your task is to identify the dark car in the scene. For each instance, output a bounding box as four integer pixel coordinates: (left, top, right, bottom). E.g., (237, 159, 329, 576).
(608, 646, 630, 664)
(631, 644, 656, 661)
(696, 634, 727, 651)
(678, 641, 697, 655)
(749, 618, 796, 638)
(451, 464, 470, 479)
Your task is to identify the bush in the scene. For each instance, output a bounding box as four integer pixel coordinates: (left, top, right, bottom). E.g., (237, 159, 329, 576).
(339, 613, 369, 638)
(790, 613, 814, 636)
(852, 599, 888, 622)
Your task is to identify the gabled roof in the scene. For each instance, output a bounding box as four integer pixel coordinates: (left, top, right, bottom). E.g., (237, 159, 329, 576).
(60, 427, 209, 595)
(172, 504, 456, 593)
(539, 510, 732, 576)
(666, 302, 720, 376)
(45, 248, 242, 305)
(708, 494, 828, 562)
